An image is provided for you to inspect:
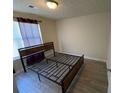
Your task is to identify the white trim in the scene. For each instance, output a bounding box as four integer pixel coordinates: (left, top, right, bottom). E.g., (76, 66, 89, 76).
(57, 51, 106, 62)
(84, 56, 106, 62)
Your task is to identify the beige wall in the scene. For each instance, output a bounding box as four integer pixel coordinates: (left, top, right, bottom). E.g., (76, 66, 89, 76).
(13, 11, 59, 51)
(56, 12, 111, 61)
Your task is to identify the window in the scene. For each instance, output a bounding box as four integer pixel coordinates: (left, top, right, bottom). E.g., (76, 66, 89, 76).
(13, 21, 24, 59)
(13, 21, 43, 60)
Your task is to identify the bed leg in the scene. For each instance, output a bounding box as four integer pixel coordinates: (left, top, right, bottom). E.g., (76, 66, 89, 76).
(61, 86, 65, 93)
(46, 59, 48, 64)
(37, 73, 41, 81)
(61, 82, 65, 93)
(20, 57, 27, 72)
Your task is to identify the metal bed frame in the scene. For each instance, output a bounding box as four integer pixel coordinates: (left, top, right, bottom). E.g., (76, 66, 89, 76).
(18, 42, 84, 93)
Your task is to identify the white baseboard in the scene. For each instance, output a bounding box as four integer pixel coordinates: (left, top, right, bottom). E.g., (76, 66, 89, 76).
(84, 56, 106, 62)
(56, 51, 106, 62)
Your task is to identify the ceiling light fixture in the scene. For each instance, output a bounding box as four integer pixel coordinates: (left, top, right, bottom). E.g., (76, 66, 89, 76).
(46, 0, 58, 9)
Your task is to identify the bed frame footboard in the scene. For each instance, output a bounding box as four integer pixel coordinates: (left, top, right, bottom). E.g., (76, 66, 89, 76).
(61, 55, 84, 93)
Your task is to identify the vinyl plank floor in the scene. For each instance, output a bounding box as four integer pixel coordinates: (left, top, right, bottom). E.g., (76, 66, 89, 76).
(15, 59, 108, 93)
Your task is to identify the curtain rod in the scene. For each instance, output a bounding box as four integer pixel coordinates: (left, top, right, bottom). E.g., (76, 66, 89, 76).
(13, 16, 42, 23)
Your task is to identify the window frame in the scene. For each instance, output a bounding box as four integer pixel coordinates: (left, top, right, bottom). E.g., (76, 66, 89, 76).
(13, 20, 43, 61)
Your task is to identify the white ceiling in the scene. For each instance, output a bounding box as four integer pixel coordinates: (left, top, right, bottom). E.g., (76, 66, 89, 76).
(13, 0, 111, 20)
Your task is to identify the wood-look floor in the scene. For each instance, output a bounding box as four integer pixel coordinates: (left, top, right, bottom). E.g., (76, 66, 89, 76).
(15, 59, 108, 93)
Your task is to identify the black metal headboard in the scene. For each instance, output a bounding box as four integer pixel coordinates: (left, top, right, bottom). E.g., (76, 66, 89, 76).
(18, 42, 55, 72)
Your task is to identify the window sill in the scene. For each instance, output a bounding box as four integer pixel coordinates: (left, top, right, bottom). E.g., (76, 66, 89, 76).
(13, 56, 20, 61)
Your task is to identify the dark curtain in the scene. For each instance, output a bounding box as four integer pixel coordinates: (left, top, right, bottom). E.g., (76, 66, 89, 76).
(17, 17, 38, 24)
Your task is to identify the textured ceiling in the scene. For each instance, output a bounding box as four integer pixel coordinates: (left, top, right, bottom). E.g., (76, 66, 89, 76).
(13, 0, 111, 20)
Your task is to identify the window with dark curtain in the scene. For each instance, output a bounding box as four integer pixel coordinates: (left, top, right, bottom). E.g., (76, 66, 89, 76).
(17, 17, 42, 47)
(13, 18, 43, 60)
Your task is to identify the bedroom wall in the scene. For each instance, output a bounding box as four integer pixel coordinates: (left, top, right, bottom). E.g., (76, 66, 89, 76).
(56, 12, 111, 61)
(13, 11, 59, 73)
(107, 32, 111, 93)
